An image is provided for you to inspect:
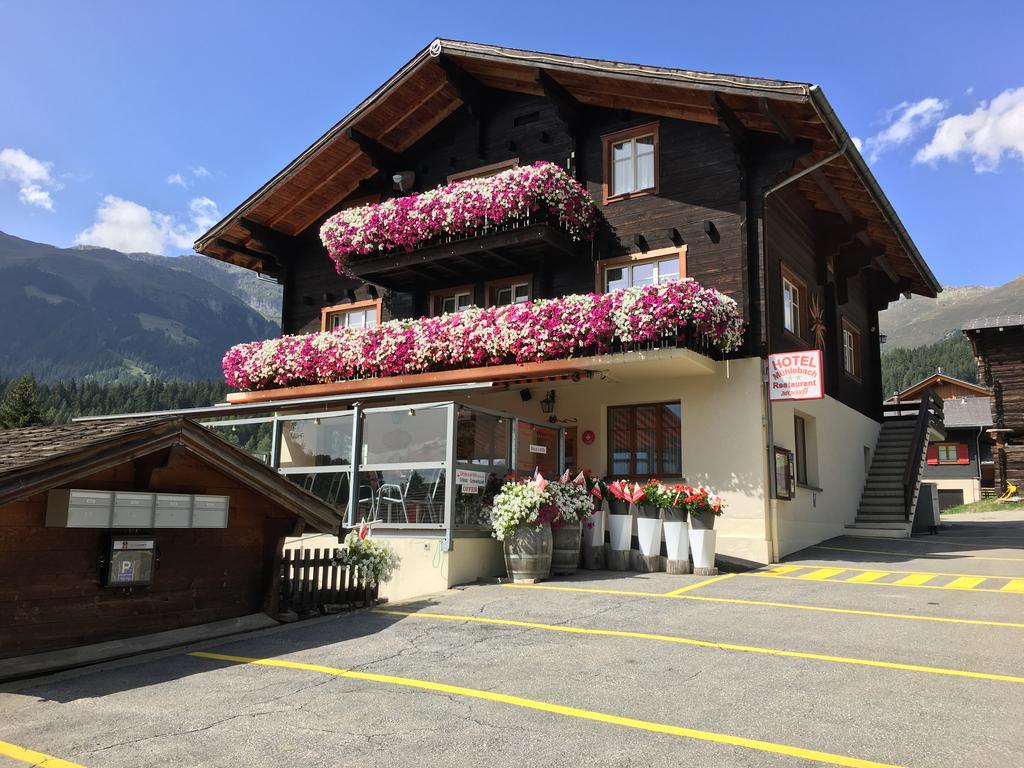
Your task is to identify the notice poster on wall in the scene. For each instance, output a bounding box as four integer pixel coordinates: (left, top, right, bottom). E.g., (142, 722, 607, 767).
(768, 350, 824, 401)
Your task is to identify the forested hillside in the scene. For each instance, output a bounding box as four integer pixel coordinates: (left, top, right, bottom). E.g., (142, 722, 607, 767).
(880, 336, 978, 397)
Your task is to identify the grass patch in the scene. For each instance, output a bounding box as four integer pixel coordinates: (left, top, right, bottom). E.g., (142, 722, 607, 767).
(942, 498, 1024, 515)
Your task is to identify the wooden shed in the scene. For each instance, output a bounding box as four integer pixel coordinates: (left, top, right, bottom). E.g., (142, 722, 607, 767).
(0, 417, 339, 659)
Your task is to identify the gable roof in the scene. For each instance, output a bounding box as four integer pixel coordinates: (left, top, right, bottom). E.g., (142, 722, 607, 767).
(962, 314, 1024, 332)
(894, 372, 991, 402)
(194, 38, 939, 298)
(943, 397, 994, 429)
(0, 417, 339, 531)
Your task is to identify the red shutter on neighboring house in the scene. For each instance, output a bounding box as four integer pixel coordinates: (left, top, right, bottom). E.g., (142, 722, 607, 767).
(926, 445, 939, 465)
(956, 443, 970, 464)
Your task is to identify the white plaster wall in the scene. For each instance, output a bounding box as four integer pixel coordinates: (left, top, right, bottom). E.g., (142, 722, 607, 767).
(930, 478, 981, 504)
(770, 397, 881, 557)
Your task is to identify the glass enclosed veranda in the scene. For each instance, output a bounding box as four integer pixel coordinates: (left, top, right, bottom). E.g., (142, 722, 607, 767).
(202, 402, 564, 539)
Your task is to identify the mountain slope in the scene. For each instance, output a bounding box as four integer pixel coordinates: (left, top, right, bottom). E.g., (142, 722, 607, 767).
(880, 275, 1024, 349)
(0, 231, 279, 382)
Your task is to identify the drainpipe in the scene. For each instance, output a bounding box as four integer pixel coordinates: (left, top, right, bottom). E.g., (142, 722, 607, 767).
(347, 401, 364, 532)
(758, 142, 850, 562)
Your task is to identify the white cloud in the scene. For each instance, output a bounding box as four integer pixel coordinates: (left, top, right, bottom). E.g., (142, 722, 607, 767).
(0, 147, 59, 210)
(860, 98, 947, 163)
(166, 166, 211, 189)
(915, 87, 1024, 172)
(191, 165, 211, 178)
(851, 136, 864, 153)
(74, 195, 221, 254)
(167, 172, 187, 188)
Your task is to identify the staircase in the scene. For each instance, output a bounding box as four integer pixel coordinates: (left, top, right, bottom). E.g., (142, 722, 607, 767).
(848, 390, 945, 538)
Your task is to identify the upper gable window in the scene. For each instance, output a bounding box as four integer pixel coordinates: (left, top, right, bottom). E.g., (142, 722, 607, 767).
(781, 265, 806, 339)
(603, 123, 659, 202)
(322, 299, 379, 332)
(842, 318, 862, 380)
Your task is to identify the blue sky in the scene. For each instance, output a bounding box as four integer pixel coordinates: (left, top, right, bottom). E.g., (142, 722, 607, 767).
(1, 0, 1022, 286)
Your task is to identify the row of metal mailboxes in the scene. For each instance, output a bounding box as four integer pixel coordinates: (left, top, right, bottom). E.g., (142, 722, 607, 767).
(45, 489, 230, 529)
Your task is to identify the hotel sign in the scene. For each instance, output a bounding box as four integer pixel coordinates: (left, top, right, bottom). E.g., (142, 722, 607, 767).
(768, 350, 824, 401)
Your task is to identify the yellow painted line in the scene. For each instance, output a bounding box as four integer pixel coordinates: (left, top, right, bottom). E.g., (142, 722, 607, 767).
(500, 583, 1024, 628)
(0, 739, 84, 767)
(799, 567, 847, 581)
(944, 576, 987, 591)
(846, 571, 889, 583)
(1002, 579, 1024, 593)
(747, 572, 1018, 594)
(663, 573, 736, 596)
(891, 573, 935, 586)
(762, 564, 804, 575)
(770, 563, 1021, 580)
(373, 609, 1024, 685)
(813, 544, 1024, 563)
(190, 650, 904, 768)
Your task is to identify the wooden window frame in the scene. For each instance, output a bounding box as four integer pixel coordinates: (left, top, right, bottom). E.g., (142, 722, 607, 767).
(606, 401, 682, 480)
(935, 443, 959, 465)
(841, 317, 862, 381)
(780, 264, 808, 342)
(320, 298, 382, 332)
(485, 274, 533, 307)
(429, 284, 474, 316)
(447, 158, 519, 184)
(595, 246, 687, 293)
(602, 122, 660, 204)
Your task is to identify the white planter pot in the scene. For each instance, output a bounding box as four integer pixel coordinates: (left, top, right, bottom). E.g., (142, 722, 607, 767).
(664, 519, 690, 562)
(688, 528, 717, 570)
(607, 510, 633, 551)
(584, 503, 606, 547)
(636, 515, 662, 557)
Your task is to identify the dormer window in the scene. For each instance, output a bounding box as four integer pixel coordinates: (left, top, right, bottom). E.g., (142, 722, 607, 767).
(322, 299, 380, 332)
(603, 123, 659, 203)
(487, 275, 532, 307)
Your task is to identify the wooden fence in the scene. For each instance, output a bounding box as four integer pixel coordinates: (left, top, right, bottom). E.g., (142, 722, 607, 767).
(277, 548, 379, 618)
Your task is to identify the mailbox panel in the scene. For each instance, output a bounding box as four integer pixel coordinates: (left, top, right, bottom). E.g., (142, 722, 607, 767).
(46, 490, 113, 527)
(154, 494, 192, 528)
(192, 495, 229, 528)
(113, 492, 155, 528)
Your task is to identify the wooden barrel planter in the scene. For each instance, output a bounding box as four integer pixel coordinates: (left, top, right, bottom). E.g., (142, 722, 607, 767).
(503, 522, 553, 583)
(606, 499, 633, 571)
(551, 520, 582, 575)
(633, 503, 663, 573)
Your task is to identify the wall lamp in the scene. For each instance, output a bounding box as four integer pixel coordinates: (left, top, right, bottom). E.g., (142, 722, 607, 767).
(540, 390, 556, 415)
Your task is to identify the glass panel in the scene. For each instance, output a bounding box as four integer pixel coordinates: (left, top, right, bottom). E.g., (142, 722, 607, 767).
(284, 471, 352, 510)
(457, 293, 472, 310)
(783, 280, 796, 333)
(364, 307, 377, 327)
(661, 403, 682, 475)
(612, 139, 634, 195)
(496, 287, 512, 306)
(442, 296, 456, 314)
(795, 416, 807, 485)
(605, 266, 628, 292)
(631, 261, 656, 288)
(456, 410, 509, 467)
(515, 421, 559, 477)
(206, 422, 274, 464)
(278, 414, 353, 468)
(513, 283, 530, 302)
(634, 405, 658, 477)
(454, 470, 506, 528)
(362, 408, 449, 464)
(657, 257, 680, 283)
(367, 468, 447, 525)
(347, 310, 366, 328)
(635, 135, 655, 190)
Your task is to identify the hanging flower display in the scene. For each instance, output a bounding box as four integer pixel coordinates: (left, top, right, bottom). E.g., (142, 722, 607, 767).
(222, 278, 745, 391)
(319, 162, 601, 275)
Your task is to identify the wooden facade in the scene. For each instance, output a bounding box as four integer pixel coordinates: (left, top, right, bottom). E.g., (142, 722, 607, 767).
(195, 40, 940, 422)
(0, 418, 339, 658)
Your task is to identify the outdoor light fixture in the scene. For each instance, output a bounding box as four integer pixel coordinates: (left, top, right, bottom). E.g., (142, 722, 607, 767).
(392, 171, 415, 192)
(520, 388, 532, 402)
(540, 390, 556, 414)
(879, 334, 888, 345)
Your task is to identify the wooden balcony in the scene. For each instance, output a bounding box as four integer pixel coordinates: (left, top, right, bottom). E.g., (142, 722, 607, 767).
(345, 210, 598, 291)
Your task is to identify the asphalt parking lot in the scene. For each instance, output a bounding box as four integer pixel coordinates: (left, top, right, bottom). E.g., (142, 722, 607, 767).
(2, 510, 1023, 768)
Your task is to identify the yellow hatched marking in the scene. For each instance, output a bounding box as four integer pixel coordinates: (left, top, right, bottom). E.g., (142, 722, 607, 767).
(799, 568, 847, 581)
(891, 573, 935, 586)
(190, 651, 905, 768)
(814, 544, 1024, 563)
(745, 573, 1017, 594)
(0, 739, 84, 767)
(1002, 579, 1024, 593)
(846, 571, 890, 583)
(762, 565, 803, 575)
(770, 563, 1020, 580)
(944, 576, 987, 590)
(663, 573, 736, 596)
(373, 609, 1024, 685)
(500, 584, 1024, 627)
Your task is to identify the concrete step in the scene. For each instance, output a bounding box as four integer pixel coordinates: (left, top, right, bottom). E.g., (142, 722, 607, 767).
(845, 523, 911, 539)
(855, 513, 908, 522)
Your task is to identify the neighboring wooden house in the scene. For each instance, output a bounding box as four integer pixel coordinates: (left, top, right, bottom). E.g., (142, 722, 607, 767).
(0, 417, 339, 659)
(180, 39, 941, 591)
(964, 314, 1024, 495)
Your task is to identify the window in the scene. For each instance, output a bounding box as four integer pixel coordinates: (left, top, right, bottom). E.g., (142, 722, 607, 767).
(487, 275, 532, 307)
(607, 402, 681, 478)
(781, 266, 806, 339)
(600, 248, 684, 292)
(930, 442, 969, 465)
(431, 286, 473, 316)
(321, 299, 380, 332)
(794, 415, 808, 486)
(936, 444, 958, 463)
(842, 318, 862, 379)
(602, 123, 659, 202)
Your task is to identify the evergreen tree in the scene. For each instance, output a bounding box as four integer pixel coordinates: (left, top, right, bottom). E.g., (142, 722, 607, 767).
(881, 336, 978, 398)
(0, 376, 45, 429)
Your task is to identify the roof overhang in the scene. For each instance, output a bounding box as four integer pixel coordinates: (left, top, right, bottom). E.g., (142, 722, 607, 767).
(195, 38, 939, 298)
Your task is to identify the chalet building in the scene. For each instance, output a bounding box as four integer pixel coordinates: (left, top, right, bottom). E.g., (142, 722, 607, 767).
(176, 40, 942, 596)
(0, 418, 339, 662)
(887, 373, 994, 510)
(964, 315, 1024, 497)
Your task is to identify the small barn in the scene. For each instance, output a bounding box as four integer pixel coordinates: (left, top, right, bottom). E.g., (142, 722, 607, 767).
(0, 417, 339, 659)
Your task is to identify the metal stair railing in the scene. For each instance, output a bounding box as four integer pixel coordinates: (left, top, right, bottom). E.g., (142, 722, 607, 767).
(901, 388, 945, 520)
